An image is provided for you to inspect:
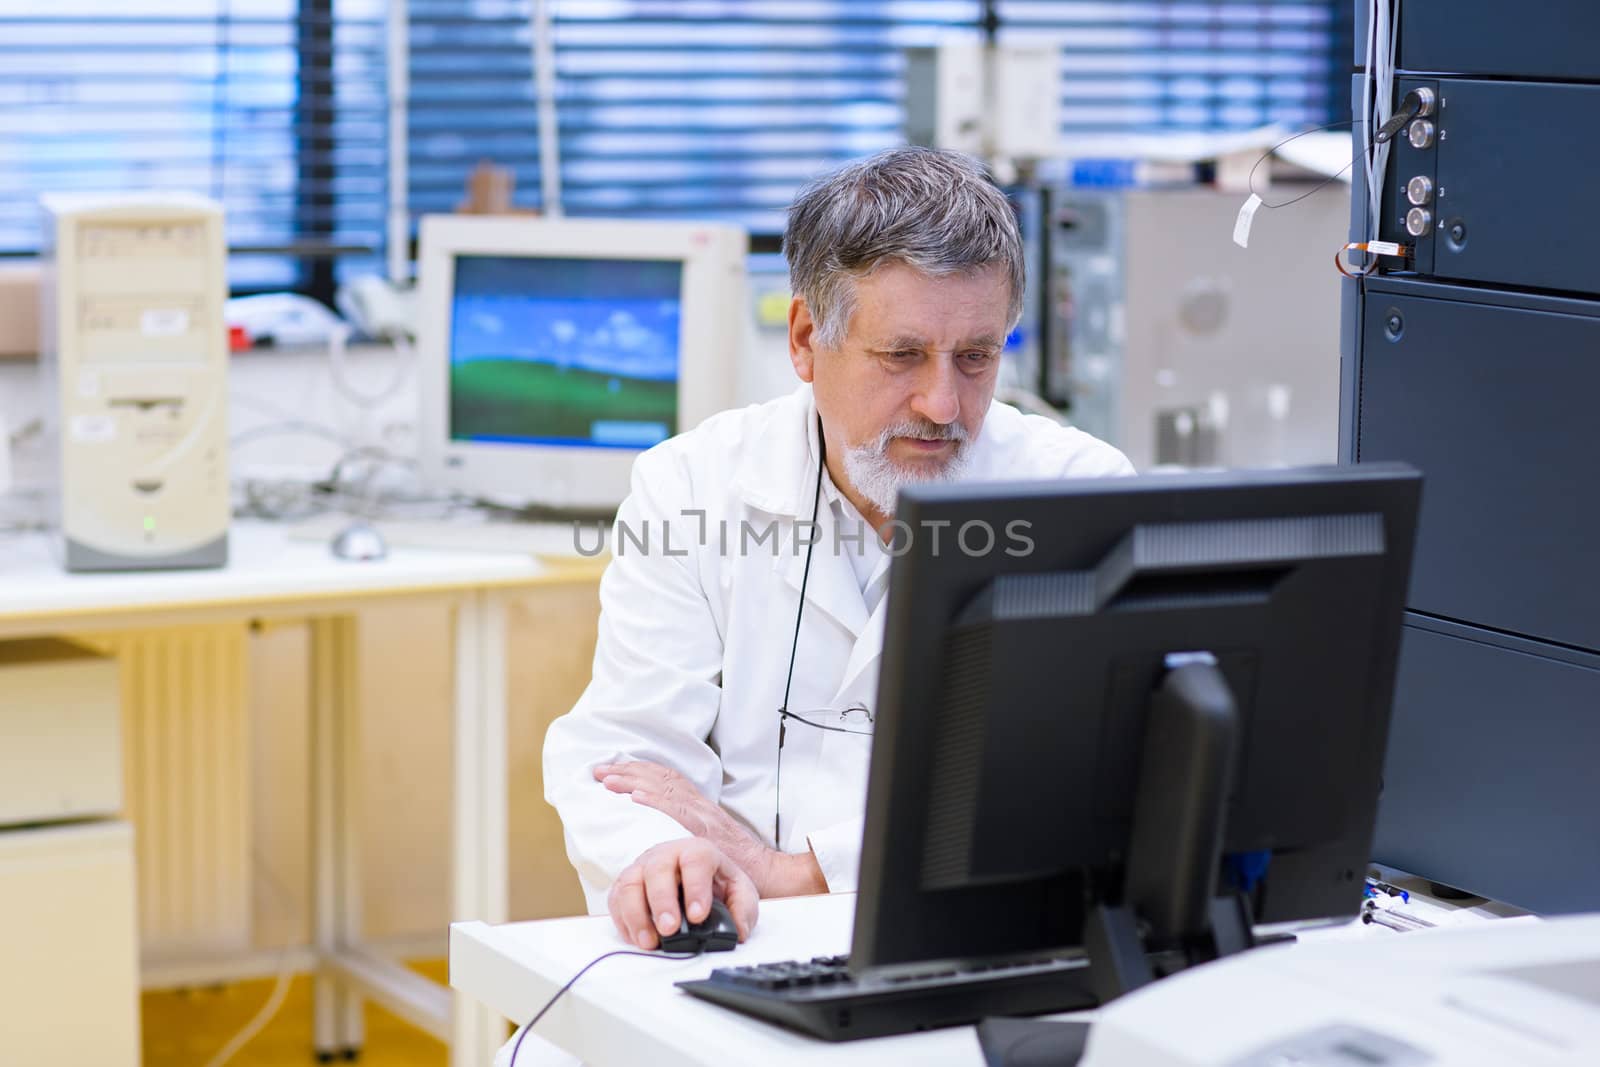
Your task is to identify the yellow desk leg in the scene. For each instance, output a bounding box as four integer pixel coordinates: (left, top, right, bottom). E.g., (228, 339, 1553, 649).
(310, 615, 364, 1059)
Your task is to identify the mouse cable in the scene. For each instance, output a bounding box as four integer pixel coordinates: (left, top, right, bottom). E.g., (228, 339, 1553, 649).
(509, 948, 697, 1066)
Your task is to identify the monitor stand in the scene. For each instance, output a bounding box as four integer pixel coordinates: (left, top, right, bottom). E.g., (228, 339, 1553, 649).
(975, 655, 1259, 1066)
(1082, 652, 1257, 1003)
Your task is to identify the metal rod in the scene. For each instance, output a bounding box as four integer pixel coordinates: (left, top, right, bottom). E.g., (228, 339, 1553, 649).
(387, 0, 411, 282)
(533, 0, 563, 216)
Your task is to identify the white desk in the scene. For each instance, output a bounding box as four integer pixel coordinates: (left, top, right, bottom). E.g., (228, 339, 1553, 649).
(450, 893, 1011, 1067)
(0, 521, 602, 1067)
(449, 879, 1522, 1067)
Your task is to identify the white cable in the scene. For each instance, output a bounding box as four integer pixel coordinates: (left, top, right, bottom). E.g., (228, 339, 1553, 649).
(533, 0, 563, 216)
(327, 324, 413, 410)
(1368, 0, 1400, 244)
(199, 963, 293, 1067)
(1361, 0, 1400, 246)
(1362, 0, 1377, 238)
(200, 853, 302, 1067)
(1379, 0, 1391, 232)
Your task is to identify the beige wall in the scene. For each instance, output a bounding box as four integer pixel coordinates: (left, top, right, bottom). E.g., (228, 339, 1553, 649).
(249, 581, 598, 951)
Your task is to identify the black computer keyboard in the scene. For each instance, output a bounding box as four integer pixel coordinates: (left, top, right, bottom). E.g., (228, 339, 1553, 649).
(676, 953, 1097, 1041)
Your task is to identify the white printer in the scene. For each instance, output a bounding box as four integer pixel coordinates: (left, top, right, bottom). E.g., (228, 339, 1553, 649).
(1081, 915, 1600, 1067)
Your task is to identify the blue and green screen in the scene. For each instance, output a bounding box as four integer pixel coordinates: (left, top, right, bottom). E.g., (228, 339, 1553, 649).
(448, 255, 682, 449)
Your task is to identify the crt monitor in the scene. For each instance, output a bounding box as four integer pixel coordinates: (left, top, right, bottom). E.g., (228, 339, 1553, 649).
(853, 465, 1421, 990)
(416, 215, 747, 511)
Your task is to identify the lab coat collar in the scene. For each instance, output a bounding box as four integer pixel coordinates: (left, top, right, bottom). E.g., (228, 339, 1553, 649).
(731, 384, 821, 519)
(776, 480, 871, 640)
(728, 385, 870, 638)
(750, 386, 871, 638)
(836, 594, 889, 697)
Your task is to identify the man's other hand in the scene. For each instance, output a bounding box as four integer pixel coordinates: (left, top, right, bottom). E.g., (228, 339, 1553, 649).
(596, 759, 826, 897)
(608, 838, 758, 951)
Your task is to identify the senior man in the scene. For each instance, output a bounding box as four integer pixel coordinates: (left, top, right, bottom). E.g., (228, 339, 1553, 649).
(543, 147, 1134, 955)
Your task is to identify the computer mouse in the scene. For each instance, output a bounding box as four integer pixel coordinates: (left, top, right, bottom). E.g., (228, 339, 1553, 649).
(330, 520, 389, 562)
(659, 897, 738, 954)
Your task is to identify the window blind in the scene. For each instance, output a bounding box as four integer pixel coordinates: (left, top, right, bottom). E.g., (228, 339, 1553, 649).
(0, 0, 387, 290)
(995, 1, 1340, 136)
(0, 1, 1347, 289)
(410, 1, 985, 236)
(406, 0, 544, 223)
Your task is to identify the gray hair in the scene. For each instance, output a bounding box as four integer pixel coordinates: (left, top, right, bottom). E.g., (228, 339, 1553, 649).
(782, 147, 1025, 350)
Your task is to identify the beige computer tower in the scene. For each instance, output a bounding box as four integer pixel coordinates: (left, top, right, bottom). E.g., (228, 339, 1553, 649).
(1043, 185, 1350, 471)
(39, 193, 229, 570)
(0, 821, 141, 1065)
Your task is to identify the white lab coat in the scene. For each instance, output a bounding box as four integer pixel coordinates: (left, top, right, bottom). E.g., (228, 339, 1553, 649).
(543, 384, 1134, 913)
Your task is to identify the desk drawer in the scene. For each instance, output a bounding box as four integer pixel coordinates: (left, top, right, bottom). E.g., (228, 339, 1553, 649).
(0, 639, 122, 825)
(1380, 79, 1600, 296)
(0, 821, 140, 1064)
(1399, 1, 1600, 81)
(1355, 281, 1600, 652)
(1374, 619, 1600, 914)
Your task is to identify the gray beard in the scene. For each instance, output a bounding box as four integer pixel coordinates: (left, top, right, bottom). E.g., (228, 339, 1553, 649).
(841, 420, 972, 516)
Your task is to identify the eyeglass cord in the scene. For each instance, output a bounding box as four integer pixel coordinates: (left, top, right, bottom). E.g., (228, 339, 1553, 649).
(775, 421, 827, 846)
(781, 709, 873, 737)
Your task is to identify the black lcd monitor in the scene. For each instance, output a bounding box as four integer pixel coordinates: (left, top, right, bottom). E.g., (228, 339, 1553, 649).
(852, 464, 1421, 993)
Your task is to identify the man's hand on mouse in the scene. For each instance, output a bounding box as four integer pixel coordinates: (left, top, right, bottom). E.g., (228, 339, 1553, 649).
(608, 838, 758, 951)
(596, 760, 826, 898)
